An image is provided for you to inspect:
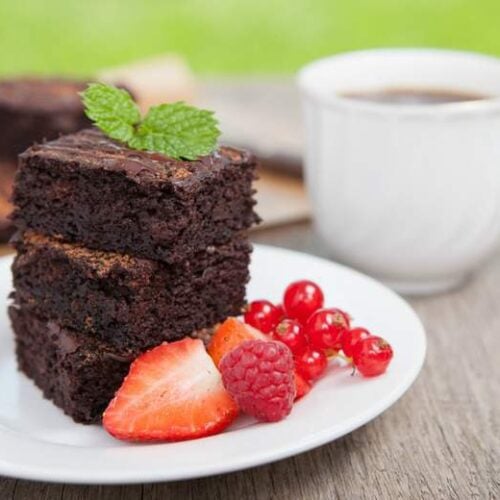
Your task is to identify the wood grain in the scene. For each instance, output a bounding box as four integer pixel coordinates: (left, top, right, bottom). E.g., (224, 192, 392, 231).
(1, 222, 498, 499)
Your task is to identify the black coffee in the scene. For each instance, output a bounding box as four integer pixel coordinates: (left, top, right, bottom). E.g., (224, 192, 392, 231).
(342, 87, 488, 105)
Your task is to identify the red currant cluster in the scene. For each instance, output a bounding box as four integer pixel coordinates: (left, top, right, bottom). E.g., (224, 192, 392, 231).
(244, 280, 394, 386)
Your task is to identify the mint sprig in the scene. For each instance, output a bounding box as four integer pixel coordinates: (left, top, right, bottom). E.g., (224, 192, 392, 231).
(81, 84, 141, 143)
(130, 103, 219, 160)
(81, 83, 220, 160)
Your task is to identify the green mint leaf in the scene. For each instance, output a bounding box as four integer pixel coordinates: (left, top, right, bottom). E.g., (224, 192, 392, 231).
(129, 102, 220, 160)
(81, 83, 140, 143)
(81, 84, 221, 160)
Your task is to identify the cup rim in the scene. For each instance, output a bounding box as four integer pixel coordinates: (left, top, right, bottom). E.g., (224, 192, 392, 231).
(297, 48, 500, 116)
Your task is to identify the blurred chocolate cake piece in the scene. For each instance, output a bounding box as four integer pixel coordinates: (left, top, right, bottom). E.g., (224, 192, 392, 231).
(0, 78, 91, 241)
(0, 78, 91, 160)
(0, 160, 17, 241)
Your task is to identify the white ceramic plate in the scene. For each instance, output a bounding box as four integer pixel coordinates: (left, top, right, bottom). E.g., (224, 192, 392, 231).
(0, 245, 426, 484)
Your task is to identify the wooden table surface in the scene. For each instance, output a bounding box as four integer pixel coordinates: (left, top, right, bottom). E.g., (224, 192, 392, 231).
(0, 221, 499, 499)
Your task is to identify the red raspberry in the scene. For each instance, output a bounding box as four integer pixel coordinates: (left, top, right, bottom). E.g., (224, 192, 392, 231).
(220, 340, 295, 422)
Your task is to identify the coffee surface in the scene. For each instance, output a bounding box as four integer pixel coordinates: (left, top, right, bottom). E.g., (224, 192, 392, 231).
(342, 87, 488, 105)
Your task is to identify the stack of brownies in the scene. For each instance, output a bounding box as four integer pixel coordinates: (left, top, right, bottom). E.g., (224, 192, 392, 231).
(9, 128, 258, 423)
(0, 78, 91, 240)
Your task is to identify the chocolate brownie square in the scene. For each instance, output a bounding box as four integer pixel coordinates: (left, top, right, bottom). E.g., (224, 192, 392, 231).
(0, 78, 91, 160)
(12, 128, 259, 263)
(11, 305, 136, 423)
(12, 230, 250, 351)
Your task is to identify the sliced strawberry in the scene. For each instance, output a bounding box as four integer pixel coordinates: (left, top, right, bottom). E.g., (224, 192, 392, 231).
(208, 317, 268, 367)
(294, 371, 312, 400)
(103, 338, 238, 442)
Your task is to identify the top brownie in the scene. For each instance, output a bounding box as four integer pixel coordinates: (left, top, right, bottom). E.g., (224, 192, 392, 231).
(12, 128, 259, 263)
(0, 78, 91, 160)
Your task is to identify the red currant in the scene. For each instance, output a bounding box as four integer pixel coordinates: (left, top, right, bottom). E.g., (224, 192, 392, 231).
(244, 300, 282, 334)
(305, 308, 350, 351)
(273, 319, 308, 355)
(283, 280, 324, 324)
(295, 347, 328, 382)
(352, 336, 393, 377)
(341, 327, 371, 358)
(276, 304, 285, 319)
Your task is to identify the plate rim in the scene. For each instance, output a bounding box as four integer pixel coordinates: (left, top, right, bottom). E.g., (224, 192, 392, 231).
(0, 244, 426, 484)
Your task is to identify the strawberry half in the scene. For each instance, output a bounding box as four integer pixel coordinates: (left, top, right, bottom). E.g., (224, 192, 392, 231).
(208, 317, 268, 367)
(103, 338, 238, 442)
(294, 371, 312, 400)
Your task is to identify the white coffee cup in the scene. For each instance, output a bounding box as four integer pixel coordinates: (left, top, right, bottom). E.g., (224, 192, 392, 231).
(298, 48, 500, 295)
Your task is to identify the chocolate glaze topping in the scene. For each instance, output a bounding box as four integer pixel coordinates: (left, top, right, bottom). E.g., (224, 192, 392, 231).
(21, 128, 256, 184)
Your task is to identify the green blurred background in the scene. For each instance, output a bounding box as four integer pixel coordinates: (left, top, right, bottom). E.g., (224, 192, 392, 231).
(0, 0, 498, 76)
